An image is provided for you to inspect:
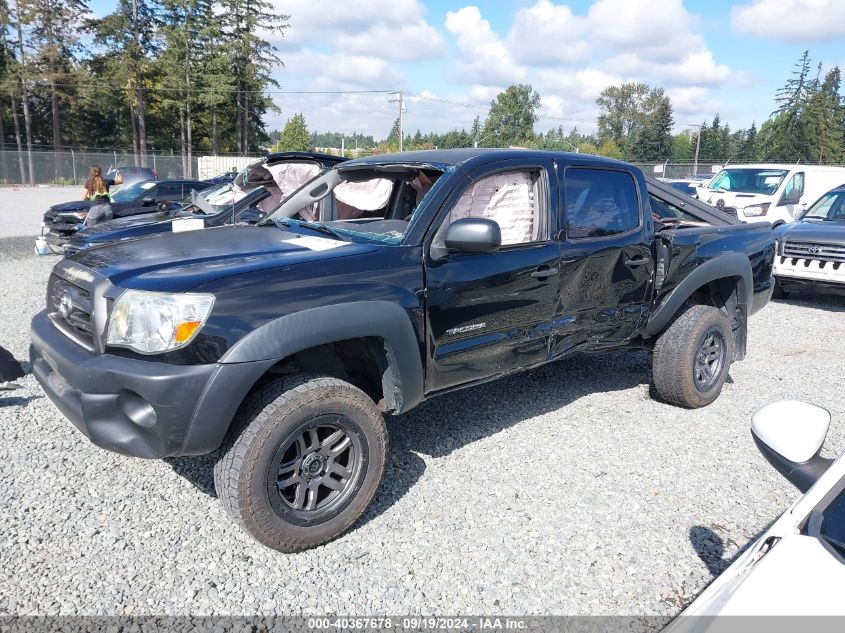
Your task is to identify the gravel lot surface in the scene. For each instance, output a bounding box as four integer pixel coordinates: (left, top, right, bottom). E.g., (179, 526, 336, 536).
(1, 188, 844, 617)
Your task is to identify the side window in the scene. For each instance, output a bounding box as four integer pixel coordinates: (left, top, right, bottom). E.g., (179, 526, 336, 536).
(810, 486, 845, 559)
(436, 170, 545, 247)
(783, 172, 805, 201)
(565, 168, 640, 239)
(155, 182, 187, 200)
(648, 193, 698, 222)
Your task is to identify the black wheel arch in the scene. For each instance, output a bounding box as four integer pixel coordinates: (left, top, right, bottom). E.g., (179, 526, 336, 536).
(220, 300, 424, 412)
(180, 301, 423, 457)
(643, 252, 753, 359)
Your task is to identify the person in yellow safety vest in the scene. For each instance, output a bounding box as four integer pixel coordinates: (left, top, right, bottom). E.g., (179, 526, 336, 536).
(81, 164, 123, 227)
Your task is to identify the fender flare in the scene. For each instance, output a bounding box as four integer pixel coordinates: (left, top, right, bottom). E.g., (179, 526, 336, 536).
(643, 252, 753, 338)
(219, 300, 425, 413)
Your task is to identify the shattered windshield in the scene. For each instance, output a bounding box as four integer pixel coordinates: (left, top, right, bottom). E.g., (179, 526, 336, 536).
(267, 163, 451, 245)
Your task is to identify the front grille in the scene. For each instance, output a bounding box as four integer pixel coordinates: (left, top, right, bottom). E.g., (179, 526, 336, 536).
(47, 274, 95, 350)
(783, 241, 845, 263)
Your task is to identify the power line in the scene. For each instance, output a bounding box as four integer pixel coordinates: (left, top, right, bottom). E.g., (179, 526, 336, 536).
(408, 92, 596, 125)
(0, 80, 398, 95)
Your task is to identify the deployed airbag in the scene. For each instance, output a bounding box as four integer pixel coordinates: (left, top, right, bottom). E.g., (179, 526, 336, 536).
(450, 172, 535, 244)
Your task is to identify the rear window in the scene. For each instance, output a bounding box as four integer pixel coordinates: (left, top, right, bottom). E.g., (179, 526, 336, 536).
(564, 168, 640, 239)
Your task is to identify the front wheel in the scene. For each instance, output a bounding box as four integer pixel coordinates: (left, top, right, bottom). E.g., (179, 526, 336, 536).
(652, 305, 734, 408)
(214, 374, 387, 552)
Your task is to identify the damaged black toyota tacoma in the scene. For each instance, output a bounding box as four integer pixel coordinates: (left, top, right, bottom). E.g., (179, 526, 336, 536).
(30, 149, 775, 551)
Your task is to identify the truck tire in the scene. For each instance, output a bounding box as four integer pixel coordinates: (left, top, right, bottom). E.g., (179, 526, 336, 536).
(652, 304, 734, 409)
(214, 373, 387, 552)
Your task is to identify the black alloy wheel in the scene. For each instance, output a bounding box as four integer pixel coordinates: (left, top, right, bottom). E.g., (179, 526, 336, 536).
(693, 328, 726, 392)
(268, 416, 364, 524)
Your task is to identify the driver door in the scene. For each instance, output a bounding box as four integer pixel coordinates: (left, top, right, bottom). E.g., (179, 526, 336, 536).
(424, 160, 561, 393)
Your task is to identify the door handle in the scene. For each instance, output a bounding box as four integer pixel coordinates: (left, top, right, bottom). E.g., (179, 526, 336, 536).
(531, 267, 559, 279)
(624, 256, 651, 268)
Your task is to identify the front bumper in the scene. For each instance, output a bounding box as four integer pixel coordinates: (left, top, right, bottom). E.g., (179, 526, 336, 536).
(774, 255, 845, 290)
(30, 310, 273, 458)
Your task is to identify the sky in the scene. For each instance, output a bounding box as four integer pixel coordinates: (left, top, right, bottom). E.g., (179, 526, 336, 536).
(89, 0, 845, 140)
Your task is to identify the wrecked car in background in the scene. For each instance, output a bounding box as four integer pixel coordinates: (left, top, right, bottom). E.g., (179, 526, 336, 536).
(31, 149, 773, 552)
(41, 178, 209, 249)
(63, 152, 346, 256)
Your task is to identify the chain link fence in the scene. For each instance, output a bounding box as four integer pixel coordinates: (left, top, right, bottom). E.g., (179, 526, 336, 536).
(0, 150, 260, 186)
(632, 159, 845, 180)
(7, 151, 845, 186)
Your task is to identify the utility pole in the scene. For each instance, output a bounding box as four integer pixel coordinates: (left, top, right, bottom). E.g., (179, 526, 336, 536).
(693, 125, 703, 177)
(389, 91, 405, 151)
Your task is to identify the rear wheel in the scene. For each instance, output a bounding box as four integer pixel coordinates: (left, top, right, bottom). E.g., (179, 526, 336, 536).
(652, 304, 734, 408)
(214, 373, 387, 552)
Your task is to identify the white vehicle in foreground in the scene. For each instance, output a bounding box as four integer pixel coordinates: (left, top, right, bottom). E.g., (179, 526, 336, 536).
(696, 165, 845, 226)
(669, 401, 845, 627)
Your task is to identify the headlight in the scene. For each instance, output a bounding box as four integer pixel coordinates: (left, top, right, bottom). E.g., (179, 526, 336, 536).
(743, 203, 770, 217)
(107, 290, 214, 354)
(60, 211, 88, 220)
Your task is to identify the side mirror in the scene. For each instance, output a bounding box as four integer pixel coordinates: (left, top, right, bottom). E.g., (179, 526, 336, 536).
(751, 400, 834, 492)
(141, 196, 157, 206)
(782, 190, 801, 205)
(443, 218, 502, 254)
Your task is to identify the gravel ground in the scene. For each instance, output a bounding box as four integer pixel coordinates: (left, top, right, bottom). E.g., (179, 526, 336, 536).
(1, 188, 844, 617)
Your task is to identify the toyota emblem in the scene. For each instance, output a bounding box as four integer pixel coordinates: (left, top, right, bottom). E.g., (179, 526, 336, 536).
(808, 246, 823, 255)
(58, 291, 73, 319)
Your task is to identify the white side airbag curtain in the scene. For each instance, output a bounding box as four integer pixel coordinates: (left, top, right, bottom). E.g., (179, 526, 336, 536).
(450, 172, 535, 244)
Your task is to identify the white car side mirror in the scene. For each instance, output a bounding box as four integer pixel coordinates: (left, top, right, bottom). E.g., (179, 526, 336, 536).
(751, 400, 833, 492)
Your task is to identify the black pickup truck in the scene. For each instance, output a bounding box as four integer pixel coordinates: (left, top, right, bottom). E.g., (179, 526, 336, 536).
(30, 149, 775, 551)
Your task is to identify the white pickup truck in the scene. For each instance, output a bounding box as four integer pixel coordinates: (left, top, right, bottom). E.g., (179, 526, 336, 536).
(696, 164, 845, 226)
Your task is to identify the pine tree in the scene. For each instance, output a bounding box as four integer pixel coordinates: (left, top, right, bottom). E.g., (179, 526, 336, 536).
(630, 88, 673, 160)
(276, 112, 310, 152)
(88, 0, 159, 165)
(19, 0, 87, 176)
(219, 0, 288, 154)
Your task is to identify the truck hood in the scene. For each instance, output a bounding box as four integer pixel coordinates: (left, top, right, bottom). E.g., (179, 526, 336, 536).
(69, 225, 375, 291)
(697, 189, 768, 209)
(78, 211, 170, 236)
(49, 200, 94, 214)
(775, 219, 845, 243)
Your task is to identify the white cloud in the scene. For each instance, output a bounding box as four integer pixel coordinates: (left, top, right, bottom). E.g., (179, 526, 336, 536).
(606, 50, 731, 86)
(275, 0, 444, 61)
(506, 0, 589, 66)
(587, 0, 702, 60)
(266, 0, 739, 137)
(731, 0, 845, 42)
(666, 87, 724, 122)
(444, 6, 525, 86)
(281, 50, 403, 90)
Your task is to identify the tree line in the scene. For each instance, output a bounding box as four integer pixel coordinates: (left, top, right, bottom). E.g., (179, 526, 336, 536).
(274, 51, 845, 167)
(0, 0, 288, 183)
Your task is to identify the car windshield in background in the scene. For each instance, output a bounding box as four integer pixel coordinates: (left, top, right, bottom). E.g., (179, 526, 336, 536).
(668, 181, 697, 197)
(800, 190, 845, 221)
(111, 180, 156, 203)
(268, 163, 449, 245)
(708, 168, 788, 194)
